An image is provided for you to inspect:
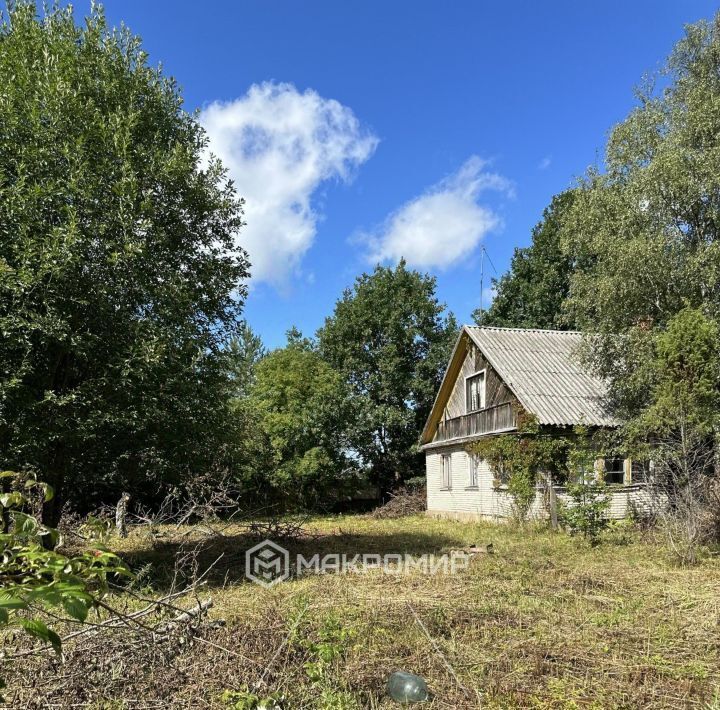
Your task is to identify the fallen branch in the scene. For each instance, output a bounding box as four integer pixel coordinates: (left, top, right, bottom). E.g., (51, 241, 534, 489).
(155, 599, 213, 634)
(4, 583, 208, 660)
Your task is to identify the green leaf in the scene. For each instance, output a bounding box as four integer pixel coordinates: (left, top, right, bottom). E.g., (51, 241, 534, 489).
(61, 596, 90, 622)
(0, 594, 27, 610)
(0, 492, 26, 508)
(19, 618, 62, 656)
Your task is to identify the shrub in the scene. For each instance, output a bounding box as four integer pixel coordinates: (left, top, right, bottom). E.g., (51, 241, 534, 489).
(560, 482, 611, 545)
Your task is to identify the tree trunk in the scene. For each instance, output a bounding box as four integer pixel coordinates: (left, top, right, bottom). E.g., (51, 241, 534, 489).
(116, 492, 131, 538)
(41, 443, 67, 547)
(546, 473, 559, 531)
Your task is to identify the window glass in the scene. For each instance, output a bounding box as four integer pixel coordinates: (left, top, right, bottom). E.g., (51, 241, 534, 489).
(466, 372, 486, 412)
(604, 457, 625, 485)
(468, 454, 478, 487)
(441, 454, 452, 489)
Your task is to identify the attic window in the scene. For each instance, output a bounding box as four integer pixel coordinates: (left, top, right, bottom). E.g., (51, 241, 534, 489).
(466, 371, 486, 412)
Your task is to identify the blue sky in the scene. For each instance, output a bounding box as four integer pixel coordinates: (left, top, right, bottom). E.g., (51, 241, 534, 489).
(102, 0, 720, 348)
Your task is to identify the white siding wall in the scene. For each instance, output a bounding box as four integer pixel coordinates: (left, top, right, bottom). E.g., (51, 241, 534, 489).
(426, 445, 512, 519)
(426, 448, 656, 521)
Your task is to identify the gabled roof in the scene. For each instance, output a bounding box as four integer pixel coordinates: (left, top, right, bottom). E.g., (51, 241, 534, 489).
(420, 326, 617, 445)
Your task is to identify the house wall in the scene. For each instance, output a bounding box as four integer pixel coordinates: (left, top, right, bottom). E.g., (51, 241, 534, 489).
(440, 343, 515, 422)
(426, 446, 656, 521)
(426, 444, 513, 518)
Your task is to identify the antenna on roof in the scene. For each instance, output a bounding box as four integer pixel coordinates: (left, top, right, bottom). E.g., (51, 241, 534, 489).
(478, 245, 497, 324)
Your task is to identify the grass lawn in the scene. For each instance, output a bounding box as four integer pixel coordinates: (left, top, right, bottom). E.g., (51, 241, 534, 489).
(9, 515, 720, 709)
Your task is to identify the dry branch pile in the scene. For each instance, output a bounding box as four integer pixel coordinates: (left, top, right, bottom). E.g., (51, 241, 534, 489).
(372, 485, 426, 519)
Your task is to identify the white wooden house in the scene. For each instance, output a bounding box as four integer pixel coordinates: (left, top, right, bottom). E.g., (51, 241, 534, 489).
(421, 326, 654, 520)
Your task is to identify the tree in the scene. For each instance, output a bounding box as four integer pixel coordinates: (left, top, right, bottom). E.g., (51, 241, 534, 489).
(318, 261, 457, 496)
(474, 191, 577, 329)
(241, 335, 354, 510)
(560, 13, 720, 416)
(227, 321, 266, 399)
(0, 4, 249, 526)
(558, 16, 720, 554)
(627, 308, 720, 561)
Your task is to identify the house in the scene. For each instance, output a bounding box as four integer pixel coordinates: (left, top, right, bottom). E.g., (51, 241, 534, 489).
(420, 326, 654, 521)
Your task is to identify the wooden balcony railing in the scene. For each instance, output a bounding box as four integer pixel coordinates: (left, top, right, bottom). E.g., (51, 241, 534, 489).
(434, 402, 517, 443)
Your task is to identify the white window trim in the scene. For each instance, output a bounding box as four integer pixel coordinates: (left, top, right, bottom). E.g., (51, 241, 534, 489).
(467, 453, 479, 489)
(441, 454, 452, 490)
(465, 369, 487, 413)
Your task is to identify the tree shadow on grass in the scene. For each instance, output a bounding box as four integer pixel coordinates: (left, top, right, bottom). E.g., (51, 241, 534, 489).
(118, 525, 469, 592)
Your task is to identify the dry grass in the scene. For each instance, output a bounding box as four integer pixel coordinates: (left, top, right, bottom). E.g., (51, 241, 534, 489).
(5, 515, 720, 709)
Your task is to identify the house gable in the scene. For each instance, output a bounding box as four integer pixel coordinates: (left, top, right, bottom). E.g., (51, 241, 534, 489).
(420, 327, 518, 446)
(441, 339, 514, 421)
(421, 325, 617, 447)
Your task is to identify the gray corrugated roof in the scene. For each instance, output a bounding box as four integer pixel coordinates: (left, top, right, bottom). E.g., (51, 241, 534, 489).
(465, 326, 618, 427)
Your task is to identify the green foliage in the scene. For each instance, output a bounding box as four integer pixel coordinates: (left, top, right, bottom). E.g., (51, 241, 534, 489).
(560, 14, 720, 422)
(559, 427, 611, 544)
(475, 191, 577, 329)
(221, 688, 285, 710)
(241, 336, 356, 509)
(227, 321, 267, 400)
(298, 615, 359, 710)
(634, 307, 720, 438)
(561, 482, 611, 545)
(471, 415, 570, 521)
(318, 260, 457, 495)
(0, 3, 249, 522)
(0, 472, 129, 672)
(472, 422, 619, 538)
(625, 309, 720, 559)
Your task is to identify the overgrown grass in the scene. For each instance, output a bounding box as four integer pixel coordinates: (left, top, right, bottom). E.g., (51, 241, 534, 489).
(7, 516, 720, 708)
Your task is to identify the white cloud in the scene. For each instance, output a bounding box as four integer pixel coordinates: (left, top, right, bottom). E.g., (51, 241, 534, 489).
(538, 156, 552, 170)
(200, 82, 378, 286)
(360, 156, 512, 270)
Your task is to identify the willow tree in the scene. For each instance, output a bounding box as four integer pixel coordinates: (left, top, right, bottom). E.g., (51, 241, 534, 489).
(0, 4, 249, 524)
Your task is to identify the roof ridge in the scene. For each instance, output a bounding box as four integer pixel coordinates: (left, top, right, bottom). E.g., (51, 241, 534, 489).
(465, 325, 583, 335)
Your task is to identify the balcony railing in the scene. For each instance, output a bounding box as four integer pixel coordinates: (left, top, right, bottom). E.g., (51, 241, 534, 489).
(434, 402, 517, 443)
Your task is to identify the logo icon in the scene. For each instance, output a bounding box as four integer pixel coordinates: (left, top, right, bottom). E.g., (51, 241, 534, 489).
(245, 539, 290, 588)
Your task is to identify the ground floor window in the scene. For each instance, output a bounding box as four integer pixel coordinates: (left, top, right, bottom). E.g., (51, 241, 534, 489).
(604, 457, 625, 485)
(467, 454, 479, 488)
(441, 454, 452, 489)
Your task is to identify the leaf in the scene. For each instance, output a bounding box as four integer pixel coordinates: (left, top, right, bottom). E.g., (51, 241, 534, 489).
(61, 596, 89, 622)
(19, 618, 62, 656)
(41, 483, 54, 503)
(0, 594, 27, 610)
(0, 492, 26, 508)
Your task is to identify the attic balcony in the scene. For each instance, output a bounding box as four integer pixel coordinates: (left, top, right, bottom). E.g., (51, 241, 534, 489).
(432, 401, 517, 446)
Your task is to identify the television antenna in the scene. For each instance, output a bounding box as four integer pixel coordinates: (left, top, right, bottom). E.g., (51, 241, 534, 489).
(478, 245, 498, 323)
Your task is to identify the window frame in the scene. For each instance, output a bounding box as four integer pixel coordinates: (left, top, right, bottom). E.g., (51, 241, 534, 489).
(441, 453, 452, 490)
(465, 369, 487, 413)
(603, 456, 626, 485)
(466, 453, 479, 489)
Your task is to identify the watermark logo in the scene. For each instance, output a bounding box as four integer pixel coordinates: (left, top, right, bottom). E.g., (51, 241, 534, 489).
(245, 539, 291, 588)
(244, 539, 471, 587)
